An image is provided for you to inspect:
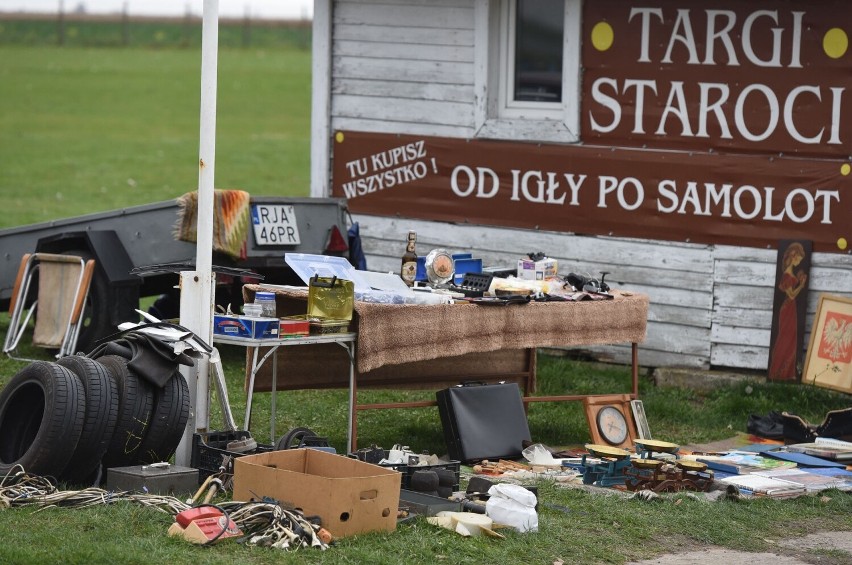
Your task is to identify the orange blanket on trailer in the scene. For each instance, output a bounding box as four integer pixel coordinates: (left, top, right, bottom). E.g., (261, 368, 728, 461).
(175, 189, 250, 260)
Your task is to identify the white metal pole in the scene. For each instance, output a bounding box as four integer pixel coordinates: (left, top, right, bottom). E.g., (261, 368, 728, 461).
(175, 0, 219, 466)
(309, 0, 332, 198)
(196, 0, 218, 281)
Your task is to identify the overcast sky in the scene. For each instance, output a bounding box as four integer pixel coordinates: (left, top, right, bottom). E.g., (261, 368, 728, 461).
(0, 0, 313, 20)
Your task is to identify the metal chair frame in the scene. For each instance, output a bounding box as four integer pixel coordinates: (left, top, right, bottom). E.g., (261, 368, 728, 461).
(3, 253, 96, 360)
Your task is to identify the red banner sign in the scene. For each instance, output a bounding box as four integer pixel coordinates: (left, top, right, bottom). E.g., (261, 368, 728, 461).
(582, 0, 852, 157)
(331, 130, 849, 253)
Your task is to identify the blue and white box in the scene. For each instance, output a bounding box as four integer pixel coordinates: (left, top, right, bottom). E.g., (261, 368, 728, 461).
(213, 315, 279, 339)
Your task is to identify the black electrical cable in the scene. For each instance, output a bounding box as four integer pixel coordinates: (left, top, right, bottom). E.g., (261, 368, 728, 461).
(188, 503, 234, 546)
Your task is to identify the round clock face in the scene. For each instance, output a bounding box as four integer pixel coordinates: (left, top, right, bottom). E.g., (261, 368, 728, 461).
(596, 406, 628, 445)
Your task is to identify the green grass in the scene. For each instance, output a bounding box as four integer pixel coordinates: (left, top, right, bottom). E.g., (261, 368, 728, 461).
(0, 490, 848, 565)
(0, 44, 312, 228)
(1, 343, 851, 564)
(1, 39, 851, 564)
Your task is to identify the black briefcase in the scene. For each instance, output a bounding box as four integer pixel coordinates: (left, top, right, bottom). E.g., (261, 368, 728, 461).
(436, 382, 531, 463)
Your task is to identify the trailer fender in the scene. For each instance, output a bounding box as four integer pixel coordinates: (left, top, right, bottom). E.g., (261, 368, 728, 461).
(36, 230, 138, 286)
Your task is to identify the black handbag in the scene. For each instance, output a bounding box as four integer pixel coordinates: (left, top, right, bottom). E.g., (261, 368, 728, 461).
(436, 382, 531, 463)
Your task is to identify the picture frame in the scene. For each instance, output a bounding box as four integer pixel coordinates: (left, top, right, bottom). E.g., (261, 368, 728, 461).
(630, 399, 652, 440)
(801, 294, 852, 394)
(583, 394, 638, 449)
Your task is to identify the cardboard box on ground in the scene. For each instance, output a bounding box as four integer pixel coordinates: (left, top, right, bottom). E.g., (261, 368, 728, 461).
(232, 449, 401, 538)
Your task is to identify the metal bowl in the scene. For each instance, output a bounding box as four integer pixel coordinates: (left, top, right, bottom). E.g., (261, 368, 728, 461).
(632, 458, 664, 469)
(676, 459, 708, 472)
(585, 444, 630, 459)
(634, 439, 680, 454)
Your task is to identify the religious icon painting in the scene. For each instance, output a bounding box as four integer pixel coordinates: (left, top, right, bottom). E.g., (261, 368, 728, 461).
(767, 240, 812, 382)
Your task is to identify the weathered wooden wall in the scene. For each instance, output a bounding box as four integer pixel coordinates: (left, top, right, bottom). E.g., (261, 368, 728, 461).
(325, 0, 852, 371)
(330, 0, 477, 138)
(710, 247, 852, 370)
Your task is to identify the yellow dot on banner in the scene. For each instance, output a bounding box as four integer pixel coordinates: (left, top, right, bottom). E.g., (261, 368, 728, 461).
(823, 28, 848, 59)
(335, 132, 345, 143)
(591, 22, 614, 51)
(841, 163, 851, 176)
(839, 237, 848, 251)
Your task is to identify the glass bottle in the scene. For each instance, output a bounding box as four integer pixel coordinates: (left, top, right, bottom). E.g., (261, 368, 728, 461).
(400, 231, 417, 286)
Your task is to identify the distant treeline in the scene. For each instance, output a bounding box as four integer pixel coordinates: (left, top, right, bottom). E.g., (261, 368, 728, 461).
(0, 12, 311, 49)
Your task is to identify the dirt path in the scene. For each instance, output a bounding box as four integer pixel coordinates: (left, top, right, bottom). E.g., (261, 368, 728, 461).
(628, 531, 852, 565)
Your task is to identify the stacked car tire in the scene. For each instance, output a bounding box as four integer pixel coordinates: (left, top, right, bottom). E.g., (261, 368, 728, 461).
(0, 354, 190, 484)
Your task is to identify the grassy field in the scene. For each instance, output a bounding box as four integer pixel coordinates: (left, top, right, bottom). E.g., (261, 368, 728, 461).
(1, 38, 851, 564)
(2, 341, 851, 565)
(0, 43, 312, 228)
(0, 13, 311, 49)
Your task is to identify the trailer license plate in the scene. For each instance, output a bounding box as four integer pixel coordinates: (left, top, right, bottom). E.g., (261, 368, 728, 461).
(251, 204, 301, 245)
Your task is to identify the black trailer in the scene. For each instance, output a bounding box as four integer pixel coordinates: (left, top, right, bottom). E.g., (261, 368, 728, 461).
(0, 195, 350, 352)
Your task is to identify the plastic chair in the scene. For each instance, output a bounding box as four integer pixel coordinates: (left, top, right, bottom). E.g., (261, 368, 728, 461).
(3, 253, 96, 360)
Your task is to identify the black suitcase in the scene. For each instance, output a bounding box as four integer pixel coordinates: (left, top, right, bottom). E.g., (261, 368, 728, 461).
(436, 382, 531, 463)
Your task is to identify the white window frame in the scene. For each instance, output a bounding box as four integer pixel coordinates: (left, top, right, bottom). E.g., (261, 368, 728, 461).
(499, 0, 564, 119)
(474, 0, 581, 143)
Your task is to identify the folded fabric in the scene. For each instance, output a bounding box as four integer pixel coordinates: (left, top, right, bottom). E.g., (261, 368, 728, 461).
(89, 332, 195, 388)
(87, 340, 124, 360)
(347, 221, 367, 270)
(175, 189, 250, 260)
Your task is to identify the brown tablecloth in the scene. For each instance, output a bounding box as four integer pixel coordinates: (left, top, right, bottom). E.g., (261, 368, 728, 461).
(244, 285, 648, 375)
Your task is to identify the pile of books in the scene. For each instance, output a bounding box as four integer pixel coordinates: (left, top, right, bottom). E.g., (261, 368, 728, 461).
(682, 438, 852, 499)
(720, 468, 852, 498)
(718, 473, 807, 499)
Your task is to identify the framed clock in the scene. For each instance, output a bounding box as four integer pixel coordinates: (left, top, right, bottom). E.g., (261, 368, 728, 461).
(583, 394, 638, 449)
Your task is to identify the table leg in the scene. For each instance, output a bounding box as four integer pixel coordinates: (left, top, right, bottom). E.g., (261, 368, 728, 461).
(632, 342, 639, 398)
(271, 347, 278, 443)
(345, 342, 356, 453)
(209, 349, 238, 431)
(244, 347, 260, 431)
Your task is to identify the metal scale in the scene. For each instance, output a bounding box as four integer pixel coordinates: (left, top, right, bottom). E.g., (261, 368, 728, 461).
(580, 444, 633, 487)
(625, 439, 715, 492)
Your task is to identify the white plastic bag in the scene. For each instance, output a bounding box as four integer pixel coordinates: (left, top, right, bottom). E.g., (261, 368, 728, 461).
(485, 483, 538, 533)
(522, 443, 557, 465)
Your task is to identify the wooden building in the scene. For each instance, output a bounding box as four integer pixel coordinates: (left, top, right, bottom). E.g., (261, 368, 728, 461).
(308, 0, 852, 371)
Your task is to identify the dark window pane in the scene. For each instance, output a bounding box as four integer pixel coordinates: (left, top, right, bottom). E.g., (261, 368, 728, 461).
(514, 0, 563, 102)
